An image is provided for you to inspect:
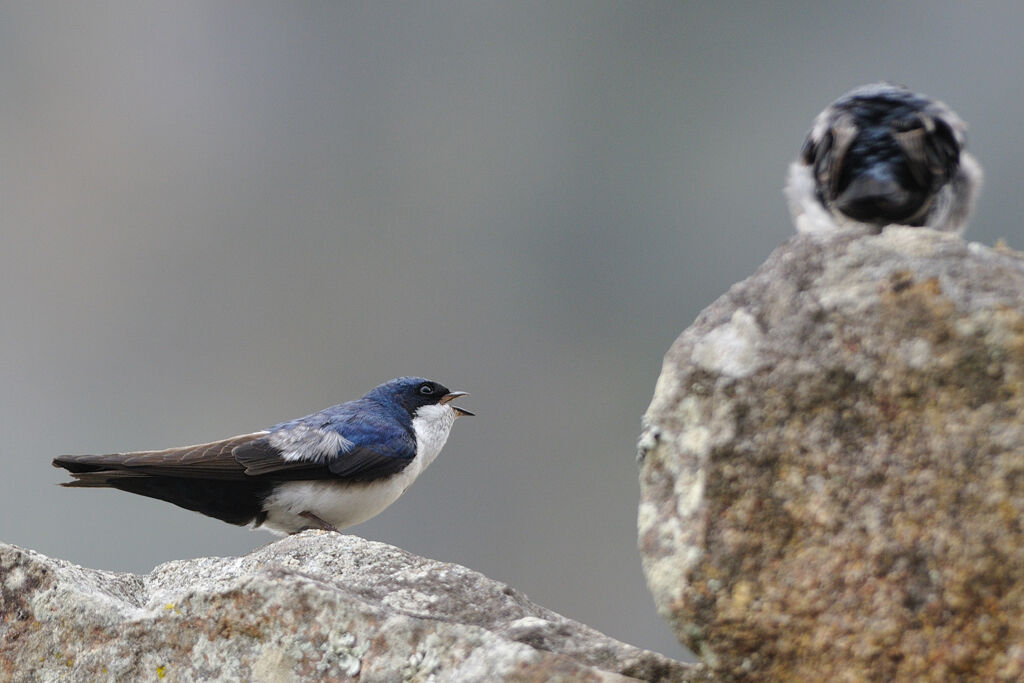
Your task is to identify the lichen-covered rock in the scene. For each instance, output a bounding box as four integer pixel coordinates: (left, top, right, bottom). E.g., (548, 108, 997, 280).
(0, 533, 701, 682)
(638, 228, 1024, 681)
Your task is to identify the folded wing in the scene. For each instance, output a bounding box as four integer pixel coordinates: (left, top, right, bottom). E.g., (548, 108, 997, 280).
(53, 404, 418, 484)
(234, 405, 418, 482)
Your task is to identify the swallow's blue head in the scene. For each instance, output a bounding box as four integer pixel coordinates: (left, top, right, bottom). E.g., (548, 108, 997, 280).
(786, 83, 982, 235)
(365, 376, 474, 418)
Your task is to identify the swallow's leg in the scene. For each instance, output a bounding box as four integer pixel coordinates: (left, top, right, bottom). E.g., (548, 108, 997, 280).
(298, 511, 341, 533)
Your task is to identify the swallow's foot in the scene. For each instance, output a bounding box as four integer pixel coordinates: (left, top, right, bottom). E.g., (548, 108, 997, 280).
(298, 511, 341, 533)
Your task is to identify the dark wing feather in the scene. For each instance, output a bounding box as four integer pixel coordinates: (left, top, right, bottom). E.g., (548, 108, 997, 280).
(326, 445, 415, 480)
(324, 406, 417, 480)
(52, 432, 267, 480)
(230, 440, 413, 481)
(231, 439, 328, 476)
(233, 401, 418, 482)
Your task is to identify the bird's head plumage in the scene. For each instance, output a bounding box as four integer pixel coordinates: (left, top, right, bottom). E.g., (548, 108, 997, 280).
(786, 83, 981, 235)
(366, 377, 473, 418)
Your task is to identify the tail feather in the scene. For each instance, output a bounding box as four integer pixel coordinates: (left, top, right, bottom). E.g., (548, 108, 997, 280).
(59, 469, 143, 487)
(52, 454, 127, 475)
(53, 455, 271, 527)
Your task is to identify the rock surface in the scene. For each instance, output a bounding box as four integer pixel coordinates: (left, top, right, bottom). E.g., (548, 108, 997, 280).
(0, 533, 701, 682)
(638, 228, 1024, 680)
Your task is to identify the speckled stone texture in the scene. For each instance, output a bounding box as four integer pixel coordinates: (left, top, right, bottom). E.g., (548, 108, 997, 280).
(0, 533, 701, 682)
(638, 227, 1024, 681)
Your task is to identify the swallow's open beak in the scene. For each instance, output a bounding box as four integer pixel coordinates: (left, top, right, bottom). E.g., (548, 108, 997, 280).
(440, 391, 474, 417)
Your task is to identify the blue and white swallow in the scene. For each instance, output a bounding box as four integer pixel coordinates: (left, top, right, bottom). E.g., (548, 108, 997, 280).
(53, 377, 473, 534)
(786, 83, 982, 235)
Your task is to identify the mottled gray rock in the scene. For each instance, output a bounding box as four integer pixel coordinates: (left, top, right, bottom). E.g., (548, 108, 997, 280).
(638, 227, 1024, 680)
(0, 533, 701, 682)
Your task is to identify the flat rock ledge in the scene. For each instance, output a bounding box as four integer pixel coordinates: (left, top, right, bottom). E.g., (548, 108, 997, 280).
(638, 228, 1024, 681)
(0, 533, 701, 682)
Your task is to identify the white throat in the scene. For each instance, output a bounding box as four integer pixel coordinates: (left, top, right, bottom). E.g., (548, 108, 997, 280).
(410, 403, 459, 471)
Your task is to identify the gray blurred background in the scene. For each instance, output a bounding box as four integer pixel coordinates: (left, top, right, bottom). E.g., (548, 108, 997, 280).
(2, 2, 1021, 660)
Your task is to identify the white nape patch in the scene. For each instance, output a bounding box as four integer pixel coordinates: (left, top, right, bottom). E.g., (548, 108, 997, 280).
(785, 162, 841, 234)
(260, 404, 460, 534)
(268, 425, 354, 463)
(923, 151, 982, 236)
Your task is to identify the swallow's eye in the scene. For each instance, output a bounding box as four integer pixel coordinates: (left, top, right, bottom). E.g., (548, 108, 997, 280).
(419, 384, 435, 395)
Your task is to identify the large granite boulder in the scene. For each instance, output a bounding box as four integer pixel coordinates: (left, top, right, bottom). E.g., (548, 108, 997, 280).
(638, 228, 1024, 680)
(0, 533, 701, 682)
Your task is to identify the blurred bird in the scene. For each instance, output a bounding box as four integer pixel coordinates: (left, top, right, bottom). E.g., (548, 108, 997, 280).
(53, 377, 472, 534)
(786, 83, 981, 234)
